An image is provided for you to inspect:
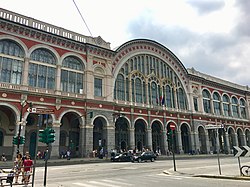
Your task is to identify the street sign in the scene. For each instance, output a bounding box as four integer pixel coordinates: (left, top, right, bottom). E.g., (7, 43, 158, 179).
(30, 108, 55, 114)
(170, 124, 175, 130)
(233, 146, 250, 157)
(205, 124, 223, 130)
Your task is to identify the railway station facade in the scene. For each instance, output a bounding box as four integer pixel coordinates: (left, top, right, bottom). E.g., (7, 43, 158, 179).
(0, 8, 250, 159)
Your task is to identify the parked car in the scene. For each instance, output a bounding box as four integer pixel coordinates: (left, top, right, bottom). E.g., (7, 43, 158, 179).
(111, 152, 133, 162)
(132, 151, 157, 162)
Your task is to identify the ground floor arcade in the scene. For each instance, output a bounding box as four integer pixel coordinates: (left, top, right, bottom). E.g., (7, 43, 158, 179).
(1, 105, 250, 159)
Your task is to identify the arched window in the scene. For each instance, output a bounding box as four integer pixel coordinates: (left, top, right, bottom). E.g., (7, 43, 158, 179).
(177, 88, 186, 110)
(29, 48, 56, 89)
(151, 82, 158, 105)
(240, 98, 246, 119)
(116, 74, 125, 100)
(166, 85, 172, 108)
(202, 89, 211, 113)
(213, 92, 221, 115)
(135, 78, 143, 103)
(223, 95, 230, 116)
(61, 56, 84, 93)
(232, 97, 239, 118)
(0, 39, 24, 84)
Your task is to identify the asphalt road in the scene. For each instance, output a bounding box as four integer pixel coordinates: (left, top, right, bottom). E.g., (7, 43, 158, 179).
(31, 157, 250, 187)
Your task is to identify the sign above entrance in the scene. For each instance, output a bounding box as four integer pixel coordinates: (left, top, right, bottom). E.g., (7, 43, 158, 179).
(205, 124, 224, 130)
(28, 108, 55, 114)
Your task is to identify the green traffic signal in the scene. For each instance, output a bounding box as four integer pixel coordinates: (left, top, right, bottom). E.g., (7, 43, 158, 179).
(39, 128, 55, 144)
(39, 129, 46, 143)
(19, 136, 25, 145)
(12, 136, 18, 145)
(47, 128, 55, 144)
(167, 130, 173, 142)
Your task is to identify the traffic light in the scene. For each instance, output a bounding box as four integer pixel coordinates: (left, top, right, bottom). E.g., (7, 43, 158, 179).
(39, 129, 46, 143)
(167, 130, 173, 142)
(19, 136, 25, 145)
(12, 136, 18, 145)
(47, 128, 55, 144)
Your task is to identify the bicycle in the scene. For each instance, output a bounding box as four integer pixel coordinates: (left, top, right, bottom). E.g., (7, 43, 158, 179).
(240, 165, 250, 176)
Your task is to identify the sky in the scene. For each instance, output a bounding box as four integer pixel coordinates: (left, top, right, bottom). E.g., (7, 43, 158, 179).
(1, 0, 250, 86)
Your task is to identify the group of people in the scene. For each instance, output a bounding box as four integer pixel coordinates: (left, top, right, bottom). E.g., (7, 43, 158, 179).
(1, 153, 7, 162)
(13, 152, 33, 185)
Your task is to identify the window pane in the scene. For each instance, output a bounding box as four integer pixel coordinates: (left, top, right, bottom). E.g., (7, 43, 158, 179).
(94, 78, 102, 97)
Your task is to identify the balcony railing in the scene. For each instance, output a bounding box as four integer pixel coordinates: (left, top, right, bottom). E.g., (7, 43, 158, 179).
(0, 8, 110, 49)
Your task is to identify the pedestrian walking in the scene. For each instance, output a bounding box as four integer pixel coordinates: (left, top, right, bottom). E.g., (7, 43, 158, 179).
(23, 154, 33, 185)
(13, 153, 23, 184)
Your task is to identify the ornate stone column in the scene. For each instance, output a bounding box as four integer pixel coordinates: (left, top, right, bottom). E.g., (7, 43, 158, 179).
(105, 126, 115, 157)
(194, 131, 200, 153)
(147, 129, 152, 151)
(78, 124, 86, 157)
(50, 122, 61, 158)
(176, 131, 183, 154)
(235, 133, 239, 146)
(205, 132, 210, 154)
(84, 126, 93, 157)
(162, 130, 168, 155)
(129, 128, 135, 150)
(224, 131, 230, 154)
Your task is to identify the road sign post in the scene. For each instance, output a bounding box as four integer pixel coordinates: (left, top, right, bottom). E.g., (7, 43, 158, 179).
(233, 146, 250, 175)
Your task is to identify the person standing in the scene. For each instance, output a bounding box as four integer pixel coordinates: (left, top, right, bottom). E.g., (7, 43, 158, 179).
(13, 153, 23, 184)
(23, 154, 33, 185)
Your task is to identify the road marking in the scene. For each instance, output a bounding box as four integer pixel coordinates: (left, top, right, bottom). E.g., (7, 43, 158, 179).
(88, 181, 121, 187)
(102, 179, 133, 186)
(73, 182, 96, 187)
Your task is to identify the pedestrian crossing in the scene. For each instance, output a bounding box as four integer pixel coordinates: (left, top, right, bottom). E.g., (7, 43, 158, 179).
(69, 173, 190, 187)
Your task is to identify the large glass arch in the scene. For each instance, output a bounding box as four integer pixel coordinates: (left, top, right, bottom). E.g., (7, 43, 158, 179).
(61, 56, 84, 93)
(114, 54, 188, 110)
(29, 48, 56, 89)
(0, 39, 24, 84)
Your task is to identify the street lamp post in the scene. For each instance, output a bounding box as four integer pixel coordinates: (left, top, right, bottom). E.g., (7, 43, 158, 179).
(17, 100, 26, 154)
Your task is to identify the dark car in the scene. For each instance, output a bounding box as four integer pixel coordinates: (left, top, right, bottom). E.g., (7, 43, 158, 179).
(111, 152, 133, 162)
(132, 151, 157, 162)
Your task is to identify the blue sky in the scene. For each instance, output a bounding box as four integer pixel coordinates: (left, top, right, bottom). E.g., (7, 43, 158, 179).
(2, 0, 250, 86)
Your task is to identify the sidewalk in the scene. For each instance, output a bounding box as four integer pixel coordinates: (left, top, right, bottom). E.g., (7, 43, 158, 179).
(163, 156, 250, 181)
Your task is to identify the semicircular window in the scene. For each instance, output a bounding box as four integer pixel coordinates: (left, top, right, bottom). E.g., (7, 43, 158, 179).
(61, 56, 84, 93)
(29, 48, 56, 89)
(0, 39, 24, 84)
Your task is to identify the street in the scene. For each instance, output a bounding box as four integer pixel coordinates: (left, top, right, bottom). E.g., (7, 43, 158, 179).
(32, 157, 250, 187)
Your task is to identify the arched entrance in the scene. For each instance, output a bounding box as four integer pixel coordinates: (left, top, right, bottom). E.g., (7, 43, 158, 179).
(29, 132, 36, 158)
(152, 121, 162, 154)
(60, 112, 80, 158)
(93, 117, 107, 157)
(181, 124, 191, 154)
(115, 116, 129, 152)
(198, 126, 206, 154)
(237, 128, 244, 146)
(228, 127, 236, 151)
(134, 119, 147, 152)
